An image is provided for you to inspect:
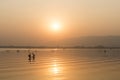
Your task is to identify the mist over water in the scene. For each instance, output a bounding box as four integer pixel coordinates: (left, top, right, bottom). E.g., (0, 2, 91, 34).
(0, 48, 120, 80)
(0, 36, 120, 47)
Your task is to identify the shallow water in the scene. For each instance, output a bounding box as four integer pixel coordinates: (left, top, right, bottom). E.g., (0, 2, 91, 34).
(0, 48, 120, 80)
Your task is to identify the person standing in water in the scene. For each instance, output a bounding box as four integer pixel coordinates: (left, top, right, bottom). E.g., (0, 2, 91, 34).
(32, 52, 36, 61)
(28, 53, 32, 62)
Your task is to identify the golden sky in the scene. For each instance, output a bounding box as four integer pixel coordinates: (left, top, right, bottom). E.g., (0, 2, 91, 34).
(0, 0, 120, 46)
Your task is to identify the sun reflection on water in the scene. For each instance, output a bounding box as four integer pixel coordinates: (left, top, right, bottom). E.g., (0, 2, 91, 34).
(48, 57, 65, 80)
(51, 59, 61, 75)
(50, 58, 64, 80)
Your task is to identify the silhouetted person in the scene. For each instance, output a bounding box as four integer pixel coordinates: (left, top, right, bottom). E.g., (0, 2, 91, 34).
(28, 53, 32, 62)
(32, 53, 36, 61)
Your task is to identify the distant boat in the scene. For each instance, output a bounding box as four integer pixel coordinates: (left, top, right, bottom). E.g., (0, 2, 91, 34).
(17, 50, 20, 53)
(104, 50, 107, 53)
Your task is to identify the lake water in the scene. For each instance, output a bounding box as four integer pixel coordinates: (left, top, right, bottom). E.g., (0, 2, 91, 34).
(0, 48, 120, 80)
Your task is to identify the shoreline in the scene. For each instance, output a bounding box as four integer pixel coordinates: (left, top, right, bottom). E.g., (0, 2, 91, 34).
(0, 46, 120, 49)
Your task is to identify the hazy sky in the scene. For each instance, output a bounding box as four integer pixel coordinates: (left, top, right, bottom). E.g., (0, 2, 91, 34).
(0, 0, 120, 46)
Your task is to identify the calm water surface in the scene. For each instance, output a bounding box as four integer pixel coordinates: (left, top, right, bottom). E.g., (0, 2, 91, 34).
(0, 48, 120, 80)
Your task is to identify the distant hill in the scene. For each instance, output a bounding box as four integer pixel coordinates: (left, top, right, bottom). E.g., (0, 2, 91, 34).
(57, 36, 120, 47)
(0, 36, 120, 47)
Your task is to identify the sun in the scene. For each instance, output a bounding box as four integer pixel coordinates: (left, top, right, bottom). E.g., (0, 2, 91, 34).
(51, 22, 61, 32)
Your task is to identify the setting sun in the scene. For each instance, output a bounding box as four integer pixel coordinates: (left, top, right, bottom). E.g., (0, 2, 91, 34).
(51, 22, 61, 32)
